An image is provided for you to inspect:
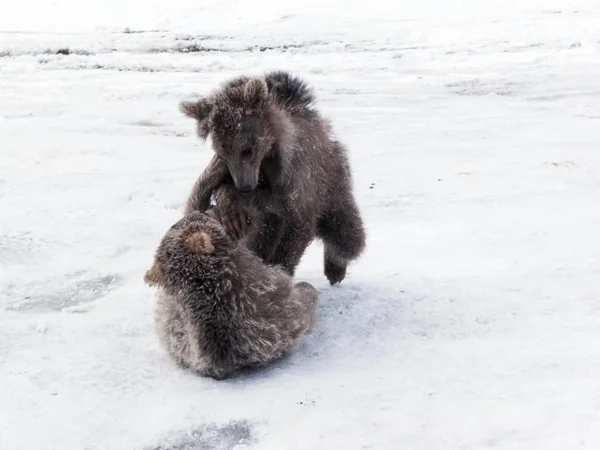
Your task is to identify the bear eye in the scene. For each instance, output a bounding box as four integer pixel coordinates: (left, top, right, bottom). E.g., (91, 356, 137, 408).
(241, 147, 252, 158)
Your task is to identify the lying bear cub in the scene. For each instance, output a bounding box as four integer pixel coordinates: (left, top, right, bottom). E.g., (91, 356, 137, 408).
(144, 211, 319, 380)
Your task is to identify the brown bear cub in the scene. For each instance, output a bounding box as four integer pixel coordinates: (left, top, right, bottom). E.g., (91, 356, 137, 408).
(181, 71, 366, 285)
(144, 211, 319, 380)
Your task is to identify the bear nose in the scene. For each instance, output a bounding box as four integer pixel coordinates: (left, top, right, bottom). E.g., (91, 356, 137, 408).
(238, 184, 253, 195)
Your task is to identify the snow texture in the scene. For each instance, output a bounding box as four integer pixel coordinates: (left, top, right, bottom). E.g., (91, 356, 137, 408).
(1, 0, 600, 449)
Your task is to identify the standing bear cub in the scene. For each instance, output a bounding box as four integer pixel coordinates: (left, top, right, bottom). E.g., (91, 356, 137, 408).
(144, 211, 319, 380)
(181, 71, 366, 285)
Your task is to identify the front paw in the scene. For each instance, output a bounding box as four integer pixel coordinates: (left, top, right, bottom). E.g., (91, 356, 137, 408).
(324, 258, 347, 285)
(219, 204, 251, 240)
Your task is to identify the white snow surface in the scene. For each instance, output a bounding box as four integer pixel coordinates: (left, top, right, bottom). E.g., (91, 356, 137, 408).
(1, 0, 600, 448)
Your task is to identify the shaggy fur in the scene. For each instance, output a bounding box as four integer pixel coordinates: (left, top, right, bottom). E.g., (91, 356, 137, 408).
(181, 71, 366, 285)
(144, 211, 319, 380)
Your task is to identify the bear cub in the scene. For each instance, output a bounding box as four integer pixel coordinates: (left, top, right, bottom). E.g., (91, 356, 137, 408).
(144, 211, 319, 380)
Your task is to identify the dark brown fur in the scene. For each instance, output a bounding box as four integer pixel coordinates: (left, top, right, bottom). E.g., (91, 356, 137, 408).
(181, 71, 366, 284)
(145, 211, 319, 380)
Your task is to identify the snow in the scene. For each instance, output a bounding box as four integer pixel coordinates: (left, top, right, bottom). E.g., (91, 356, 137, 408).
(1, 0, 600, 448)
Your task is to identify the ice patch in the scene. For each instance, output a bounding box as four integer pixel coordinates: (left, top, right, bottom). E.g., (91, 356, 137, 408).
(146, 420, 255, 450)
(445, 79, 520, 97)
(4, 271, 121, 313)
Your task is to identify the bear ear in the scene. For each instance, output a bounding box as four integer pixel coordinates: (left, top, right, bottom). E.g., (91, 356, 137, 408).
(144, 259, 165, 287)
(244, 77, 268, 104)
(179, 98, 213, 140)
(179, 98, 212, 120)
(186, 230, 215, 254)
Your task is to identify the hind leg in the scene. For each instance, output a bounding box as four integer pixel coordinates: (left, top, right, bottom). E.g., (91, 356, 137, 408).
(269, 219, 316, 276)
(247, 212, 284, 263)
(292, 281, 320, 333)
(282, 281, 319, 354)
(318, 195, 366, 285)
(154, 292, 193, 369)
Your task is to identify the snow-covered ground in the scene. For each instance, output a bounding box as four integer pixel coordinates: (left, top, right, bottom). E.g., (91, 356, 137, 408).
(1, 1, 600, 448)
